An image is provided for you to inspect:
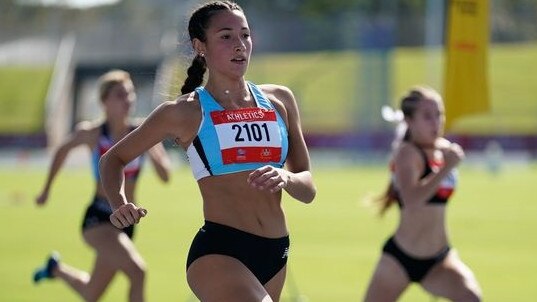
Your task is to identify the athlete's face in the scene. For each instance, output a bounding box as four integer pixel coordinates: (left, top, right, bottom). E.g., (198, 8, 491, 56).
(103, 81, 135, 118)
(407, 98, 445, 145)
(194, 9, 252, 79)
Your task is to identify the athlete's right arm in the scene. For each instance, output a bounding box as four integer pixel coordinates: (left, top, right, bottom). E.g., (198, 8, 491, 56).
(36, 122, 96, 206)
(394, 142, 461, 209)
(100, 99, 197, 228)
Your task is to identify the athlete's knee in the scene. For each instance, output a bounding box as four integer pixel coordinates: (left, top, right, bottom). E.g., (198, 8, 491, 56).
(466, 287, 482, 302)
(83, 286, 107, 302)
(124, 258, 146, 284)
(73, 274, 104, 302)
(83, 292, 102, 302)
(465, 277, 482, 302)
(454, 285, 482, 302)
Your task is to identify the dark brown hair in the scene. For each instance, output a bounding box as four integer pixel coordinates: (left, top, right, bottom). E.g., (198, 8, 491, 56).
(180, 1, 244, 95)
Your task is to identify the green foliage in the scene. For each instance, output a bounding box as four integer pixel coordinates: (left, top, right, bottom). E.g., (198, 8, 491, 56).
(236, 0, 421, 16)
(251, 43, 537, 134)
(2, 42, 536, 137)
(392, 42, 537, 134)
(0, 159, 536, 301)
(167, 43, 537, 135)
(247, 51, 360, 133)
(0, 66, 52, 134)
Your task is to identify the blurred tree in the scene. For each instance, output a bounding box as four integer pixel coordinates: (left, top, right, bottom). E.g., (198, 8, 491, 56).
(235, 0, 426, 16)
(1, 0, 536, 48)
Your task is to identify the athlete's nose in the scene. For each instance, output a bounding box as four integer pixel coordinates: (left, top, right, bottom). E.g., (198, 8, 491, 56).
(234, 38, 246, 52)
(235, 44, 244, 53)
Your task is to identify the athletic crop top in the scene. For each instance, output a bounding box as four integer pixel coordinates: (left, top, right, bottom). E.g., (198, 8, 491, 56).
(92, 123, 144, 181)
(186, 82, 289, 181)
(392, 144, 457, 206)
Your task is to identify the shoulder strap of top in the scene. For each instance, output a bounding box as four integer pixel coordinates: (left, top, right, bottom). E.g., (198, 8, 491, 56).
(101, 122, 109, 139)
(195, 86, 224, 112)
(247, 81, 272, 110)
(411, 143, 433, 178)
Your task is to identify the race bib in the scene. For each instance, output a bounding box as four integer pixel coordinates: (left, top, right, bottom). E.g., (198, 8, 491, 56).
(211, 108, 282, 164)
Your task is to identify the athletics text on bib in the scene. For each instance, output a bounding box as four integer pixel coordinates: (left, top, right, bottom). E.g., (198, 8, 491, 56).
(211, 108, 282, 165)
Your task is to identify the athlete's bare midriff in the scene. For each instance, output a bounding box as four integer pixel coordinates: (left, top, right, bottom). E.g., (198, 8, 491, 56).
(197, 170, 288, 238)
(394, 206, 449, 257)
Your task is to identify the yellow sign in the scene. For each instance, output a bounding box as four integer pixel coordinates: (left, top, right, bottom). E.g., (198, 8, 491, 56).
(444, 0, 490, 130)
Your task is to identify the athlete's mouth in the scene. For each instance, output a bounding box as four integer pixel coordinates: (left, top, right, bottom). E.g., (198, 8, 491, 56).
(231, 56, 247, 63)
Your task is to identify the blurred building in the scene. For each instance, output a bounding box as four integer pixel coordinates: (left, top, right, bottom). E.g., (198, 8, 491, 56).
(0, 0, 536, 154)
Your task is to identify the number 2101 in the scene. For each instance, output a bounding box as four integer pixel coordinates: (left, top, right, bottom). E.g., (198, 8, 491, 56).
(232, 123, 271, 142)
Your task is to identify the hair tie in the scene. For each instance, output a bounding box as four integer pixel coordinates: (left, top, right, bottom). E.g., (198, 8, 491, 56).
(381, 105, 404, 123)
(381, 105, 407, 149)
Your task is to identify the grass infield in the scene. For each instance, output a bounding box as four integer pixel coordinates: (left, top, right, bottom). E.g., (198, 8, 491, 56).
(1, 157, 536, 301)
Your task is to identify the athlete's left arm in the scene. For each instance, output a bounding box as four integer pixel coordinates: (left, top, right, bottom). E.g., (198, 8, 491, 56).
(248, 84, 316, 204)
(147, 142, 172, 183)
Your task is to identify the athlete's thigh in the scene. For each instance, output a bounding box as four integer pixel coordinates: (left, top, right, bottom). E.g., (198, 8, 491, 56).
(421, 250, 481, 301)
(83, 224, 145, 272)
(364, 254, 410, 302)
(263, 265, 286, 302)
(187, 254, 272, 302)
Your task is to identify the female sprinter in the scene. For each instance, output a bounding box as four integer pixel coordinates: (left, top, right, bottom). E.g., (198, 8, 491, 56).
(33, 69, 171, 302)
(363, 87, 482, 302)
(99, 2, 316, 302)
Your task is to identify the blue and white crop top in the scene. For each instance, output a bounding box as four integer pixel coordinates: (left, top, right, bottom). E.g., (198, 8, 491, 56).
(92, 123, 144, 181)
(186, 82, 289, 181)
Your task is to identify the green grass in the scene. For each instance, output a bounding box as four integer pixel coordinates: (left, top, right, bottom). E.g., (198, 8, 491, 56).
(248, 51, 361, 133)
(392, 42, 537, 134)
(1, 158, 536, 301)
(247, 42, 537, 134)
(0, 66, 52, 134)
(3, 42, 537, 136)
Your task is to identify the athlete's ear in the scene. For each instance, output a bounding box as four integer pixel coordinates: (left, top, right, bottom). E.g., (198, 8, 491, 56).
(192, 38, 206, 56)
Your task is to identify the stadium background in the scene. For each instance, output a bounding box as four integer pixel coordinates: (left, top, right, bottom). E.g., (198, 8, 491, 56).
(0, 0, 536, 301)
(2, 0, 536, 152)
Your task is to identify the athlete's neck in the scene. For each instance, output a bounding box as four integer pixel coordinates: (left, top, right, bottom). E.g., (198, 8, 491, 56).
(105, 117, 130, 141)
(205, 79, 252, 109)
